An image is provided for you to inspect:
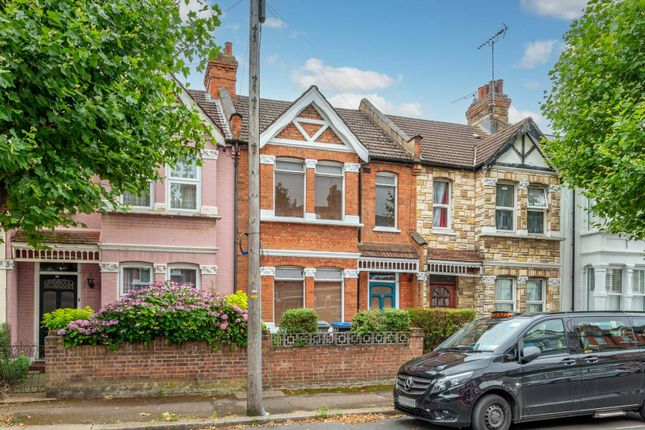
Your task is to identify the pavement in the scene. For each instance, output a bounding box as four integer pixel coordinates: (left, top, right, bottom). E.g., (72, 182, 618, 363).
(0, 387, 395, 429)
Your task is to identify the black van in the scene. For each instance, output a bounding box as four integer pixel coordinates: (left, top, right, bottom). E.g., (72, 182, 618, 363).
(394, 311, 645, 430)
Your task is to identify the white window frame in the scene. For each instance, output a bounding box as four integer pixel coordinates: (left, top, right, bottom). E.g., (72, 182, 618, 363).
(526, 279, 546, 312)
(606, 267, 623, 310)
(273, 267, 305, 323)
(587, 266, 595, 311)
(494, 278, 516, 311)
(314, 162, 344, 220)
(632, 269, 645, 311)
(375, 172, 398, 230)
(120, 263, 153, 296)
(313, 268, 345, 322)
(121, 182, 154, 209)
(274, 158, 306, 219)
(432, 179, 451, 230)
(527, 186, 548, 234)
(167, 264, 200, 289)
(167, 159, 201, 212)
(495, 182, 516, 231)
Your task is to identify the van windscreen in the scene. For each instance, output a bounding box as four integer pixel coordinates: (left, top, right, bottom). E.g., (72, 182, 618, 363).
(436, 318, 532, 353)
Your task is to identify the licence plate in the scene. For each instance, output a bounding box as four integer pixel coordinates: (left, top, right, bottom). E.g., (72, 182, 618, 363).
(397, 395, 416, 408)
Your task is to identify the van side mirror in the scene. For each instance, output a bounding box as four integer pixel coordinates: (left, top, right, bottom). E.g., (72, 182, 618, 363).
(522, 346, 541, 363)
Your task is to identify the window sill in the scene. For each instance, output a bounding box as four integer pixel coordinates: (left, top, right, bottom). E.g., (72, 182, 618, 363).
(373, 227, 400, 233)
(480, 230, 563, 241)
(430, 229, 456, 236)
(261, 215, 363, 227)
(111, 207, 220, 219)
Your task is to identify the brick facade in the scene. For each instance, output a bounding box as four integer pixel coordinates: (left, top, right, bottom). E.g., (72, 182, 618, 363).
(45, 330, 423, 398)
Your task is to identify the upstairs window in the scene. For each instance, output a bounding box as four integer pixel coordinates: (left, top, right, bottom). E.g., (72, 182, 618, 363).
(315, 163, 343, 220)
(122, 182, 153, 209)
(375, 173, 397, 228)
(275, 159, 305, 217)
(528, 186, 547, 234)
(169, 159, 199, 210)
(432, 180, 450, 229)
(495, 183, 515, 231)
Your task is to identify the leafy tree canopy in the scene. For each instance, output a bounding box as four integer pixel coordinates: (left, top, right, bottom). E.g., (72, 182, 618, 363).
(0, 0, 221, 245)
(542, 0, 644, 239)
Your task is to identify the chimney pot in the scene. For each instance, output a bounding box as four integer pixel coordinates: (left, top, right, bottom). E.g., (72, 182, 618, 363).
(466, 79, 511, 131)
(224, 42, 233, 56)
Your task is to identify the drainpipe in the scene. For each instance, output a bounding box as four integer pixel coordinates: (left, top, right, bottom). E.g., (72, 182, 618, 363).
(233, 141, 239, 292)
(571, 189, 575, 311)
(357, 166, 363, 313)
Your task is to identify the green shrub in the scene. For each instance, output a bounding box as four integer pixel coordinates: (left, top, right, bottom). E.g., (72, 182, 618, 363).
(42, 306, 94, 331)
(408, 308, 476, 352)
(0, 324, 10, 359)
(58, 282, 249, 350)
(351, 309, 411, 334)
(278, 309, 318, 334)
(0, 353, 29, 385)
(225, 290, 248, 310)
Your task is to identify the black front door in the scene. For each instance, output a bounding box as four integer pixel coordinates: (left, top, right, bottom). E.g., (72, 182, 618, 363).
(39, 274, 77, 349)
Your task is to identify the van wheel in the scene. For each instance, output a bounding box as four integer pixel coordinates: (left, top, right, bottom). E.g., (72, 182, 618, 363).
(472, 394, 512, 430)
(640, 402, 645, 421)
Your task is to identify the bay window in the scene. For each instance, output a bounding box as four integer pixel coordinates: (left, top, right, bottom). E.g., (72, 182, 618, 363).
(274, 267, 304, 324)
(275, 159, 305, 217)
(606, 268, 623, 310)
(314, 163, 343, 220)
(375, 173, 397, 228)
(121, 264, 153, 295)
(314, 268, 343, 323)
(632, 270, 645, 311)
(528, 186, 547, 234)
(495, 278, 515, 311)
(432, 179, 450, 229)
(169, 159, 199, 210)
(495, 183, 515, 230)
(587, 267, 595, 310)
(526, 279, 545, 312)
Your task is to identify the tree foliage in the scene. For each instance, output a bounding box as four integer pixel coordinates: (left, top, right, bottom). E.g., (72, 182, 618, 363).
(0, 0, 221, 244)
(541, 0, 644, 239)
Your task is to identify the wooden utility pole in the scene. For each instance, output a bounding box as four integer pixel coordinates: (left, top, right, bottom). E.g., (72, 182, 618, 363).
(247, 0, 266, 417)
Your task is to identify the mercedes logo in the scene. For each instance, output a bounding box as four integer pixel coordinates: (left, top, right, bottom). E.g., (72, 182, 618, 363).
(403, 377, 413, 391)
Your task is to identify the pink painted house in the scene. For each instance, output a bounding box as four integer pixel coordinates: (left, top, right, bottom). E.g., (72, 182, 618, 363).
(1, 82, 237, 351)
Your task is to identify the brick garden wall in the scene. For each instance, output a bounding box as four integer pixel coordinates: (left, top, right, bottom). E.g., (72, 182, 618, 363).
(45, 329, 424, 398)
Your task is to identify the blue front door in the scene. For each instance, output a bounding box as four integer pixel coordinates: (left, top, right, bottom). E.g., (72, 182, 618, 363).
(369, 282, 396, 310)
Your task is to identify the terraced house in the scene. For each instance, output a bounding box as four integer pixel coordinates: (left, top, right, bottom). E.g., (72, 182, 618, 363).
(374, 81, 563, 315)
(189, 44, 562, 325)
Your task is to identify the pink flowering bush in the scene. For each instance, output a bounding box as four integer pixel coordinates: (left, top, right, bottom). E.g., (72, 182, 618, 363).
(57, 282, 248, 349)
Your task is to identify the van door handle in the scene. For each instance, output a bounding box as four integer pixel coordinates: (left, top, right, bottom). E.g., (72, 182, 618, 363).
(560, 358, 577, 366)
(583, 356, 599, 364)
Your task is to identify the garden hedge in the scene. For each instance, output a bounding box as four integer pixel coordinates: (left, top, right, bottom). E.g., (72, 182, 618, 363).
(408, 308, 476, 352)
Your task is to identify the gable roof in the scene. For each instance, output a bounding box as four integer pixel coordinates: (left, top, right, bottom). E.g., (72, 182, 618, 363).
(185, 89, 545, 169)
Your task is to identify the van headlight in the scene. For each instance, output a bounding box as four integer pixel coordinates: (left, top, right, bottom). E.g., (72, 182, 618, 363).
(430, 371, 474, 394)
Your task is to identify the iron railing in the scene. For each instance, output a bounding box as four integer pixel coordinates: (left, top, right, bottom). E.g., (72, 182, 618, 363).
(2, 344, 46, 394)
(270, 331, 410, 347)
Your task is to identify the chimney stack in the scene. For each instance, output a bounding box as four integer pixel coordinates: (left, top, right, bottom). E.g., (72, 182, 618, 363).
(204, 42, 238, 99)
(466, 79, 511, 133)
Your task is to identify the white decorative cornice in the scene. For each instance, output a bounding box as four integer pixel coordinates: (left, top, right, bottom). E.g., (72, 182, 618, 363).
(343, 269, 359, 279)
(199, 264, 218, 275)
(260, 266, 275, 277)
(548, 278, 561, 287)
(548, 184, 561, 193)
(305, 159, 317, 169)
(304, 267, 317, 277)
(154, 263, 167, 274)
(260, 155, 276, 165)
(343, 163, 361, 173)
(517, 276, 528, 285)
(199, 205, 219, 217)
(416, 272, 429, 281)
(481, 178, 497, 187)
(200, 149, 219, 160)
(482, 275, 497, 285)
(99, 262, 119, 273)
(517, 181, 529, 190)
(0, 260, 14, 270)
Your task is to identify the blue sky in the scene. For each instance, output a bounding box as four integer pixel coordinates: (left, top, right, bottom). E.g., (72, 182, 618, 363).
(183, 0, 587, 132)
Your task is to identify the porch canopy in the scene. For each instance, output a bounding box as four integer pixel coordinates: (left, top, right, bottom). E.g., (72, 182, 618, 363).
(427, 248, 482, 277)
(12, 230, 100, 263)
(358, 243, 419, 273)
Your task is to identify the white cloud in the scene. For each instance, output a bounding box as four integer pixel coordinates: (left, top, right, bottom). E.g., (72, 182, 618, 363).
(264, 17, 287, 29)
(520, 0, 587, 20)
(396, 102, 424, 117)
(508, 105, 549, 132)
(517, 40, 557, 69)
(292, 58, 395, 93)
(225, 23, 241, 31)
(178, 0, 214, 21)
(328, 93, 423, 117)
(525, 81, 540, 89)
